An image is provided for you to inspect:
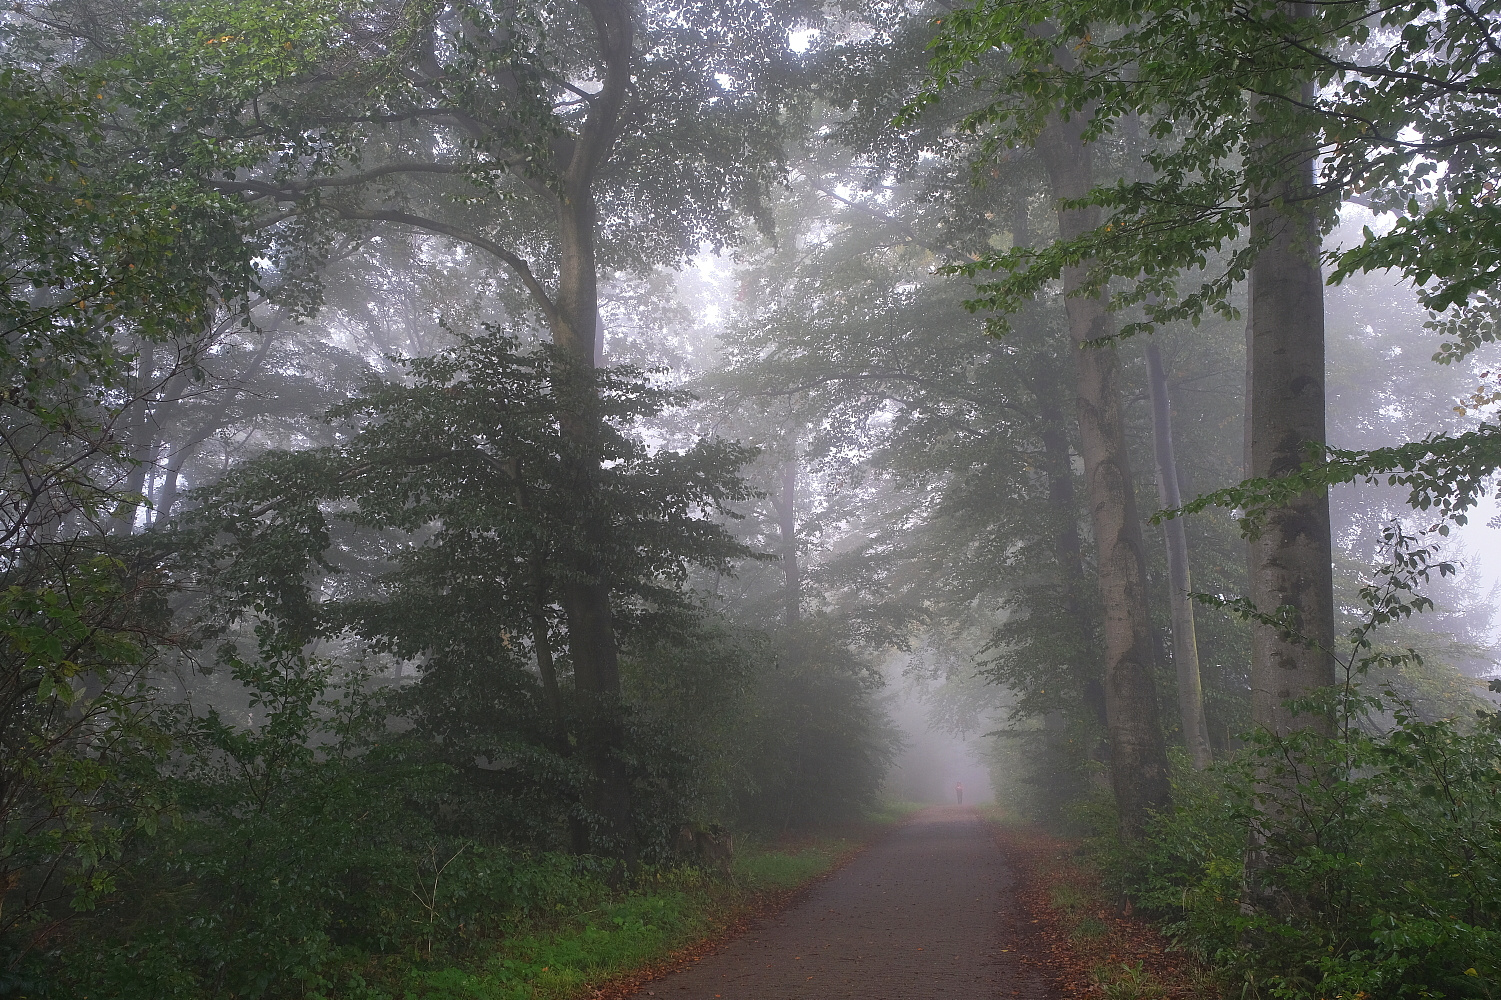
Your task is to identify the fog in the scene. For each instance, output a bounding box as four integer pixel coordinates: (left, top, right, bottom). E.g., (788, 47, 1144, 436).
(882, 669, 997, 807)
(7, 1, 1501, 994)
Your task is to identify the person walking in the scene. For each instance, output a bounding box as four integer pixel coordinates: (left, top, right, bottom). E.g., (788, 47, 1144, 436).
(955, 782, 964, 805)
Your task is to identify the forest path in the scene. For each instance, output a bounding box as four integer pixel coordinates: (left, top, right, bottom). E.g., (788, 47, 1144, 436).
(627, 807, 1055, 999)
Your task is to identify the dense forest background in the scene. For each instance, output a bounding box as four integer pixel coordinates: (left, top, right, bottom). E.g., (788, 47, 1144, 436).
(4, 1, 1501, 997)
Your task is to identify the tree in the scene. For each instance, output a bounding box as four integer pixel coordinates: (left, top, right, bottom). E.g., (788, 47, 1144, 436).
(41, 0, 818, 858)
(918, 0, 1501, 749)
(917, 3, 1339, 854)
(191, 331, 757, 853)
(1032, 110, 1173, 837)
(1145, 341, 1213, 769)
(0, 63, 252, 949)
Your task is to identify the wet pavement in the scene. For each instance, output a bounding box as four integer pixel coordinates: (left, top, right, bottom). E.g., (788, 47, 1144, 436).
(628, 807, 1055, 1000)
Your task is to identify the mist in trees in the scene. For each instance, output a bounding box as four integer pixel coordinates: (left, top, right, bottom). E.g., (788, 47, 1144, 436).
(4, 1, 1501, 997)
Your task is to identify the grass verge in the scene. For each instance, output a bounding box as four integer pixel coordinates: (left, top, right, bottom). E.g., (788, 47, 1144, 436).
(312, 807, 912, 1000)
(985, 820, 1218, 1000)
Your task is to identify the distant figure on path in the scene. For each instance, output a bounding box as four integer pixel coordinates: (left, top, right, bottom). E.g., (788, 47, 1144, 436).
(955, 782, 964, 805)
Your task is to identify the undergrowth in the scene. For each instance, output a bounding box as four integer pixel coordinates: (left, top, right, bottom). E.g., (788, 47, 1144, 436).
(1102, 528, 1501, 999)
(9, 635, 895, 999)
(50, 832, 868, 1000)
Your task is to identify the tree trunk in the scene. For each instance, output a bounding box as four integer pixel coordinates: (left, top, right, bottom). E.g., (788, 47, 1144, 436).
(775, 457, 800, 627)
(1240, 10, 1336, 897)
(1033, 362, 1108, 729)
(545, 0, 636, 864)
(552, 191, 632, 861)
(1036, 115, 1172, 840)
(112, 342, 158, 535)
(1246, 91, 1335, 744)
(1145, 342, 1213, 769)
(1017, 193, 1107, 732)
(1245, 207, 1336, 739)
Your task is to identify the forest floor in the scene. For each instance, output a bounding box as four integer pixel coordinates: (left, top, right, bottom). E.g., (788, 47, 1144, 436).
(602, 808, 1215, 1000)
(987, 822, 1217, 1000)
(377, 808, 916, 1000)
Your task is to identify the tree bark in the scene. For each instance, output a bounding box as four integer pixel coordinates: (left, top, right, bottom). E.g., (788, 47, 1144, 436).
(1240, 9, 1336, 897)
(774, 458, 800, 627)
(1036, 115, 1172, 840)
(1032, 360, 1108, 729)
(1246, 217, 1336, 739)
(1017, 194, 1107, 731)
(1145, 342, 1213, 769)
(1246, 79, 1336, 744)
(545, 0, 636, 865)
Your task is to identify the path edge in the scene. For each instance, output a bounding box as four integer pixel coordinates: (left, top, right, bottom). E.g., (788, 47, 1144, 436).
(584, 812, 919, 1000)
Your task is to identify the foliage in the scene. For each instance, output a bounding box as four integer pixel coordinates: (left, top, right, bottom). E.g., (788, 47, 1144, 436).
(1115, 696, 1501, 999)
(0, 559, 175, 966)
(1108, 530, 1501, 999)
(915, 1, 1501, 577)
(37, 629, 871, 1000)
(727, 623, 903, 831)
(0, 56, 253, 970)
(1171, 420, 1501, 539)
(916, 1, 1501, 332)
(183, 330, 759, 854)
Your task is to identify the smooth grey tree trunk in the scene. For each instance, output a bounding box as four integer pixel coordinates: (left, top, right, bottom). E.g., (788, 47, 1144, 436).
(774, 457, 800, 627)
(1241, 15, 1337, 898)
(1246, 276, 1336, 742)
(1036, 115, 1172, 840)
(547, 0, 636, 865)
(1246, 94, 1336, 743)
(1145, 342, 1213, 769)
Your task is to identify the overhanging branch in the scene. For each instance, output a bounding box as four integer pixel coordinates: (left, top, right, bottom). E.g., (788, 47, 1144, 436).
(335, 209, 563, 329)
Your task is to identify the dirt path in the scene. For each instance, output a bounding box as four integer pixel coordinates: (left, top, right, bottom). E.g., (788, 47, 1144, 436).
(628, 807, 1054, 999)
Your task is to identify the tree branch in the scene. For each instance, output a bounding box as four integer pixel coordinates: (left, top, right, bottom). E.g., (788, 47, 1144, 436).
(334, 209, 562, 327)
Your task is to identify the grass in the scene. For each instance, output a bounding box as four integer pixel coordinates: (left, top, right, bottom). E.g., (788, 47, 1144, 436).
(1092, 961, 1166, 1000)
(373, 872, 720, 1000)
(1049, 883, 1087, 915)
(312, 804, 913, 1000)
(730, 838, 855, 890)
(992, 823, 1219, 1000)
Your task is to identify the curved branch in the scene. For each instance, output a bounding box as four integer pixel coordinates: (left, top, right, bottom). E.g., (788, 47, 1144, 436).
(210, 161, 516, 202)
(569, 0, 634, 185)
(334, 209, 562, 327)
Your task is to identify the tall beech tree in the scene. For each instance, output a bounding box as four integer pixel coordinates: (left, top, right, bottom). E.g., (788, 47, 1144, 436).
(1244, 60, 1337, 745)
(1144, 342, 1213, 769)
(919, 1, 1501, 759)
(914, 3, 1341, 847)
(1033, 112, 1172, 838)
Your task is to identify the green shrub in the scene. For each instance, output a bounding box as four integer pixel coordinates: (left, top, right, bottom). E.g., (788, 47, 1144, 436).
(1112, 694, 1501, 999)
(47, 637, 612, 999)
(1107, 527, 1501, 999)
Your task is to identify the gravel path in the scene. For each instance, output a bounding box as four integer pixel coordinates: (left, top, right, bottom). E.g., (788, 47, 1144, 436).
(629, 806, 1054, 1000)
